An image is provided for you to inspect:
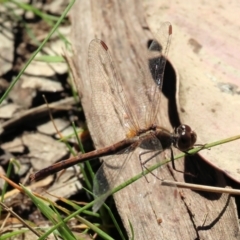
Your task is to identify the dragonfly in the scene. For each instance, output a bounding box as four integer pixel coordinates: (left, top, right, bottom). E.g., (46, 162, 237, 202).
(30, 22, 197, 212)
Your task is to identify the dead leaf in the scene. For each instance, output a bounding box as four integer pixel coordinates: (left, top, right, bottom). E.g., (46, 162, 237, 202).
(22, 132, 68, 170)
(145, 0, 240, 183)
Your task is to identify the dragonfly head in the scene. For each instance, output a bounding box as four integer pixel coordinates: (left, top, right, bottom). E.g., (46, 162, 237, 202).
(173, 124, 197, 151)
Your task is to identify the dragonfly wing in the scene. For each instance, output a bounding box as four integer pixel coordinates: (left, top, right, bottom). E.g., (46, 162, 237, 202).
(129, 22, 172, 129)
(147, 22, 172, 126)
(92, 147, 135, 212)
(88, 39, 139, 147)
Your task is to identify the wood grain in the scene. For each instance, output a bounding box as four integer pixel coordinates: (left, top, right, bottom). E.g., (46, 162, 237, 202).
(69, 1, 240, 239)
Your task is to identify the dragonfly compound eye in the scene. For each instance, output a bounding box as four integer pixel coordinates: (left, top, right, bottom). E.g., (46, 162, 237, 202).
(176, 124, 197, 151)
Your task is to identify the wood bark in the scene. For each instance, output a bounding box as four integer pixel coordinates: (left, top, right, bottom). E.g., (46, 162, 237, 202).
(69, 1, 240, 239)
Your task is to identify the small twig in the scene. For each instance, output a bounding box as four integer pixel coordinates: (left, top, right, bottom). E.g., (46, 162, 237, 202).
(0, 201, 44, 238)
(1, 97, 75, 131)
(161, 179, 240, 195)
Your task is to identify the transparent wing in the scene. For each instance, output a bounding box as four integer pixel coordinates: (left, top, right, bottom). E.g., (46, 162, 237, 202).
(92, 146, 135, 212)
(133, 22, 172, 128)
(147, 22, 172, 125)
(88, 39, 140, 147)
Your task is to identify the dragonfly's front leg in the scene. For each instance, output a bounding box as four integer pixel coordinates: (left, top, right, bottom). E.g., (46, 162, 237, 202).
(139, 150, 162, 182)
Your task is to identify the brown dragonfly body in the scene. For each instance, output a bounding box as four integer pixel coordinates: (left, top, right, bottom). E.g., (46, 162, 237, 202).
(30, 125, 196, 181)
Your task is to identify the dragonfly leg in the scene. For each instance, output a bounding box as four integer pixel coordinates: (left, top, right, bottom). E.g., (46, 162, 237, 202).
(170, 147, 195, 177)
(139, 150, 162, 181)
